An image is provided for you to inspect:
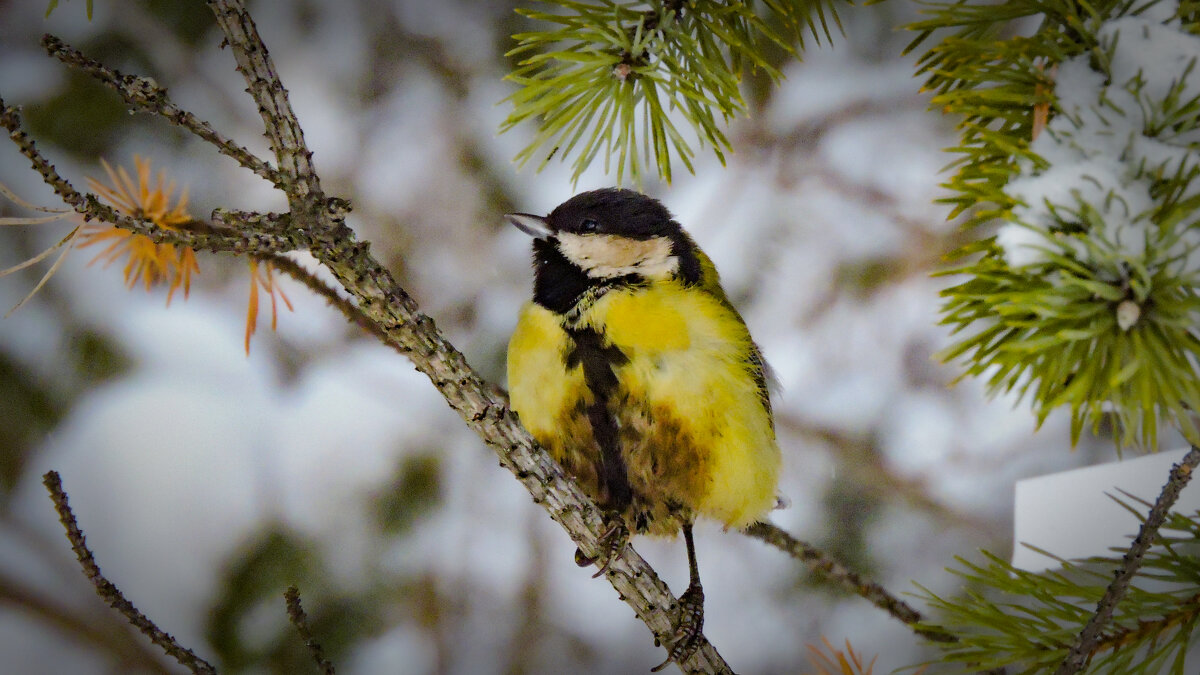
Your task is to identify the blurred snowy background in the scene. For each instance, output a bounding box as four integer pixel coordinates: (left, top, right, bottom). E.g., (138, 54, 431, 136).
(0, 1, 1125, 673)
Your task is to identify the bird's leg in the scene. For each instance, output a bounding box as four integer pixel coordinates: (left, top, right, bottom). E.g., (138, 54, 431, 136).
(574, 515, 630, 578)
(651, 521, 705, 672)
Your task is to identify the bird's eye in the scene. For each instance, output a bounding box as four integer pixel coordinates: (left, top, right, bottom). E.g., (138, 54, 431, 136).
(580, 218, 599, 233)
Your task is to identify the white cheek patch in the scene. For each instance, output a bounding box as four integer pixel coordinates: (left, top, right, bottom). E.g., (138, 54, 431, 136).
(557, 233, 679, 279)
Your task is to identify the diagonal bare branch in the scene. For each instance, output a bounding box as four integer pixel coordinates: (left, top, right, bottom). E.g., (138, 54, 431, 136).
(0, 567, 177, 674)
(1055, 445, 1200, 675)
(744, 521, 957, 642)
(42, 471, 218, 675)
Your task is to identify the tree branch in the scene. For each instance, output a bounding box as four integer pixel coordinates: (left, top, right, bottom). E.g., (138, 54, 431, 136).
(40, 33, 286, 188)
(743, 521, 957, 643)
(257, 252, 388, 342)
(0, 101, 293, 257)
(0, 568, 176, 674)
(41, 471, 218, 675)
(207, 0, 321, 204)
(284, 586, 336, 675)
(1055, 444, 1200, 675)
(1093, 590, 1200, 656)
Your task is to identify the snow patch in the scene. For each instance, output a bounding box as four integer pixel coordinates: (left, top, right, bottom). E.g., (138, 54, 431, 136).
(998, 7, 1200, 279)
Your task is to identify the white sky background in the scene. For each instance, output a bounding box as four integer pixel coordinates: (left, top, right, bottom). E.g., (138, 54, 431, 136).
(0, 1, 1163, 673)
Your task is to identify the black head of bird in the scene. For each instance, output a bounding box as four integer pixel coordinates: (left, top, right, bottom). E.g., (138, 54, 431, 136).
(506, 188, 704, 310)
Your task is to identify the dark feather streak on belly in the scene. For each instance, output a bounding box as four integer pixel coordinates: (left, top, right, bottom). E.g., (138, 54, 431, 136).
(564, 326, 633, 514)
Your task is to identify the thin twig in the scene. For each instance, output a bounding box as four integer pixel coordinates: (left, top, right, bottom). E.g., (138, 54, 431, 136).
(0, 568, 176, 674)
(0, 100, 294, 257)
(41, 471, 218, 675)
(746, 522, 1006, 675)
(40, 33, 286, 188)
(1055, 444, 1200, 675)
(1093, 590, 1200, 655)
(743, 521, 957, 643)
(207, 0, 320, 202)
(284, 586, 336, 675)
(259, 252, 398, 345)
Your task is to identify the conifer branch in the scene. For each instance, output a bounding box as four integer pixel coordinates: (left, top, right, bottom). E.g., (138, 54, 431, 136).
(502, 0, 849, 183)
(918, 456, 1200, 673)
(1093, 590, 1200, 656)
(915, 0, 1200, 449)
(1055, 445, 1200, 675)
(41, 471, 218, 675)
(908, 2, 1200, 664)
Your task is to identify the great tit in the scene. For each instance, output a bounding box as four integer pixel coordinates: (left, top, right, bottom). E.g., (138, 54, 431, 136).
(506, 188, 780, 668)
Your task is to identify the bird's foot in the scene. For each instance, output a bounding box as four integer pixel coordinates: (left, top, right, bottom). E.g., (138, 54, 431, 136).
(574, 518, 629, 578)
(650, 582, 705, 672)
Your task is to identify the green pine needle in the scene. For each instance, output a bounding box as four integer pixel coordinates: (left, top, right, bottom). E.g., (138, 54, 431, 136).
(501, 0, 849, 185)
(915, 496, 1200, 674)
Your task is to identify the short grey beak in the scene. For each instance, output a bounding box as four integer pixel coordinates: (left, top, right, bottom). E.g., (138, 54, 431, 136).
(506, 212, 553, 239)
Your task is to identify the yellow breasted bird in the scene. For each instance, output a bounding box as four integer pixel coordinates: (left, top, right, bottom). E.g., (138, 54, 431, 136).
(506, 188, 781, 668)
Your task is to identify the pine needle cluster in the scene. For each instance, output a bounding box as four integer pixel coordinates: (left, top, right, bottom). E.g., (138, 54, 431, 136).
(912, 0, 1200, 448)
(917, 494, 1200, 674)
(501, 0, 846, 184)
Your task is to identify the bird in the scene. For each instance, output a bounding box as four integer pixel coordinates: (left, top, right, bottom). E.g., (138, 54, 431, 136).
(505, 187, 781, 669)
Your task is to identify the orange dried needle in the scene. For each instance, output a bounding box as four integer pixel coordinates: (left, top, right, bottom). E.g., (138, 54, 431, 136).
(244, 259, 294, 354)
(79, 156, 197, 303)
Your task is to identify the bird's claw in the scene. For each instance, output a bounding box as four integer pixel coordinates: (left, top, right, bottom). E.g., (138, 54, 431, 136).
(575, 519, 629, 578)
(650, 582, 705, 672)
